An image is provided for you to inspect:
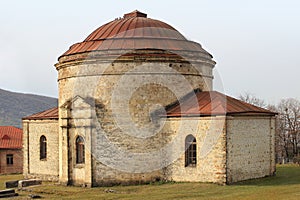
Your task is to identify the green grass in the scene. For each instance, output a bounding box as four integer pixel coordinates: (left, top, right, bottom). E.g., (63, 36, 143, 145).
(1, 165, 300, 199)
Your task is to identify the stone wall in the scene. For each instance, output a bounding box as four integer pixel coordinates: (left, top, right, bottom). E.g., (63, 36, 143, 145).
(55, 50, 215, 186)
(90, 116, 226, 186)
(226, 116, 276, 183)
(23, 120, 59, 181)
(92, 163, 162, 186)
(163, 117, 227, 184)
(0, 149, 23, 174)
(60, 97, 93, 186)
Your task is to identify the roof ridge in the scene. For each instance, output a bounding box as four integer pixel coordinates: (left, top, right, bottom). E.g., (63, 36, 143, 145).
(22, 107, 58, 120)
(164, 90, 276, 117)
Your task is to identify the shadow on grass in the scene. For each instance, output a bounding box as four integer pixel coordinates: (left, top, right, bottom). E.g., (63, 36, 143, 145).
(233, 164, 300, 186)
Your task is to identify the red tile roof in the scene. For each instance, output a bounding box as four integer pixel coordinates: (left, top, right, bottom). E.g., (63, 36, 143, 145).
(22, 107, 58, 120)
(60, 10, 211, 59)
(0, 126, 23, 149)
(165, 90, 276, 117)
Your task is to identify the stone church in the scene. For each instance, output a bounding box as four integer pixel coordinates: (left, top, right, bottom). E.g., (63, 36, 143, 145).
(22, 10, 276, 187)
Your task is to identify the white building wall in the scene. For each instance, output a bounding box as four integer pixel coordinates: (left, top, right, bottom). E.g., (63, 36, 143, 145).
(23, 120, 59, 181)
(226, 116, 276, 183)
(164, 117, 227, 184)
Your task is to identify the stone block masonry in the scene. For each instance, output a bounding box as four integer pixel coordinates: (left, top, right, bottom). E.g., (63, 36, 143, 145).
(22, 120, 59, 181)
(226, 116, 276, 183)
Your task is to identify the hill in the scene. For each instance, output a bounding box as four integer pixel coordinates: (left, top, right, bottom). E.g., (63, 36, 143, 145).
(0, 88, 57, 128)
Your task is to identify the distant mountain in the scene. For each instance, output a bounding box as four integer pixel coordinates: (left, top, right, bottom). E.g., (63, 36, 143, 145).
(0, 88, 57, 128)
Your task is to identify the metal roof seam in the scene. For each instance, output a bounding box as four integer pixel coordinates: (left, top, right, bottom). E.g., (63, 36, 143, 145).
(59, 11, 212, 58)
(165, 91, 275, 117)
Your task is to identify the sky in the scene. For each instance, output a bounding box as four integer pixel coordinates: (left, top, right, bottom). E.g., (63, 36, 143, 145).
(0, 0, 299, 105)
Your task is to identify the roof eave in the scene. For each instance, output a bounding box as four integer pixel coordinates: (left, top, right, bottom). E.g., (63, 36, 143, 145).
(0, 147, 22, 150)
(22, 117, 59, 120)
(162, 111, 277, 118)
(227, 111, 277, 116)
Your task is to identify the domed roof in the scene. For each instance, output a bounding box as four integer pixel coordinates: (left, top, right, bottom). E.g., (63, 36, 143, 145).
(61, 10, 211, 58)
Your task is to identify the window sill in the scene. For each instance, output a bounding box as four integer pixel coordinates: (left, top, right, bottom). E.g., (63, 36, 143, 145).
(75, 164, 85, 168)
(185, 165, 197, 168)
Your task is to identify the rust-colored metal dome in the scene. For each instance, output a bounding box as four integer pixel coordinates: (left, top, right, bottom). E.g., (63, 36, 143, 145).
(61, 10, 211, 58)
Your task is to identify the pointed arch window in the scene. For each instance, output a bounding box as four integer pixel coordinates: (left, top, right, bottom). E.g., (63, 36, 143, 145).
(76, 136, 85, 164)
(185, 135, 197, 167)
(40, 135, 47, 160)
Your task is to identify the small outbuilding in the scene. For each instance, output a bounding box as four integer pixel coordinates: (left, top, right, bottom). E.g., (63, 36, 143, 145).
(0, 126, 23, 174)
(161, 90, 276, 183)
(22, 107, 59, 181)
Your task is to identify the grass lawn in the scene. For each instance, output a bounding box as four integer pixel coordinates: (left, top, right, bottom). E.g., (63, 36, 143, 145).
(1, 164, 300, 199)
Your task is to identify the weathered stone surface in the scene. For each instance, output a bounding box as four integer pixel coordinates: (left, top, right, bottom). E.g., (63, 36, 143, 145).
(0, 189, 15, 195)
(5, 180, 19, 188)
(23, 120, 59, 181)
(226, 116, 276, 183)
(28, 194, 42, 199)
(163, 117, 227, 184)
(18, 180, 42, 188)
(55, 51, 214, 186)
(0, 189, 18, 198)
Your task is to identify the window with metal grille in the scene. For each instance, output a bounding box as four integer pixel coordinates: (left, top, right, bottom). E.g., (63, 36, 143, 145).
(40, 135, 47, 160)
(6, 154, 13, 165)
(185, 135, 197, 167)
(76, 136, 85, 164)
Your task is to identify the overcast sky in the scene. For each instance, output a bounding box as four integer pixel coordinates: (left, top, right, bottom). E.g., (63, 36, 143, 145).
(0, 0, 299, 105)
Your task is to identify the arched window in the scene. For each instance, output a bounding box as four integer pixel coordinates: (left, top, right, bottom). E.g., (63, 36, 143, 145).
(185, 135, 196, 167)
(76, 136, 85, 164)
(40, 135, 47, 160)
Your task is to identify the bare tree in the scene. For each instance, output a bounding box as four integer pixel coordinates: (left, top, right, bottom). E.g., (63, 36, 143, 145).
(238, 93, 300, 163)
(239, 92, 266, 108)
(277, 98, 300, 162)
(278, 98, 300, 155)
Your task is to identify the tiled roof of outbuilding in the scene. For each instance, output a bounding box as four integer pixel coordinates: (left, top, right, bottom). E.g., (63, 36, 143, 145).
(165, 90, 276, 117)
(0, 126, 22, 149)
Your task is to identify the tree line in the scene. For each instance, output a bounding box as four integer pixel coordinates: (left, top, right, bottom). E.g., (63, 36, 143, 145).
(239, 93, 300, 164)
